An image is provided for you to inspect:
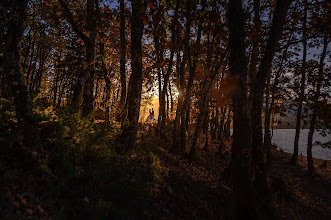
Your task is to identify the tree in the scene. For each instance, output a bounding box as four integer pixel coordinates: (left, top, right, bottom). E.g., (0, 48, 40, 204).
(291, 0, 308, 165)
(1, 0, 39, 149)
(227, 0, 257, 218)
(307, 34, 328, 175)
(250, 0, 292, 199)
(119, 0, 127, 118)
(58, 0, 97, 117)
(117, 0, 146, 154)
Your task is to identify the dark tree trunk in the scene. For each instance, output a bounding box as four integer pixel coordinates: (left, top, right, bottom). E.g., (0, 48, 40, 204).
(248, 0, 261, 101)
(250, 0, 292, 199)
(218, 107, 226, 141)
(2, 0, 39, 149)
(159, 0, 179, 138)
(266, 32, 293, 162)
(189, 50, 227, 160)
(117, 0, 145, 154)
(58, 0, 96, 117)
(178, 0, 206, 153)
(53, 53, 61, 106)
(291, 0, 307, 165)
(223, 107, 232, 140)
(81, 0, 96, 117)
(172, 0, 191, 155)
(203, 108, 209, 151)
(307, 35, 328, 176)
(119, 0, 126, 112)
(263, 75, 272, 162)
(228, 0, 257, 218)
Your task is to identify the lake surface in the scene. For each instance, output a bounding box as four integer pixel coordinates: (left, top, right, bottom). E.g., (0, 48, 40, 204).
(271, 129, 331, 160)
(230, 129, 331, 160)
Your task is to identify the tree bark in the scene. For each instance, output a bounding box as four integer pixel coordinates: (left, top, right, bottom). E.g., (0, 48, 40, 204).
(178, 0, 206, 153)
(307, 35, 328, 176)
(250, 0, 292, 199)
(291, 0, 307, 165)
(58, 0, 96, 117)
(119, 0, 126, 112)
(2, 0, 39, 149)
(117, 0, 146, 154)
(172, 0, 191, 155)
(189, 49, 227, 160)
(228, 0, 257, 218)
(159, 0, 179, 138)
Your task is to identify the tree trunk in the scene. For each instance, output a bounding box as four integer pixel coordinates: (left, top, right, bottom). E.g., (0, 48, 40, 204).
(291, 0, 307, 165)
(307, 35, 328, 176)
(81, 0, 96, 117)
(189, 52, 227, 159)
(157, 0, 179, 138)
(218, 107, 226, 141)
(223, 107, 232, 140)
(117, 0, 145, 154)
(119, 0, 126, 112)
(178, 0, 206, 153)
(2, 0, 39, 149)
(248, 0, 261, 102)
(228, 0, 257, 218)
(172, 0, 191, 155)
(58, 0, 96, 117)
(250, 0, 292, 199)
(263, 74, 271, 162)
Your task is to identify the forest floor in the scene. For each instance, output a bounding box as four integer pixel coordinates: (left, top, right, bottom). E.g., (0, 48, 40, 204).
(1, 120, 330, 219)
(145, 132, 331, 220)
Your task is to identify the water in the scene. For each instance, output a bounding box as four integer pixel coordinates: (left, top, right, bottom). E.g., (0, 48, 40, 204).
(230, 129, 331, 160)
(271, 129, 331, 160)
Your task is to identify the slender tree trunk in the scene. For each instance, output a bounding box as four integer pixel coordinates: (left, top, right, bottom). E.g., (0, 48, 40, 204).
(250, 0, 292, 199)
(53, 53, 61, 106)
(2, 0, 39, 149)
(266, 32, 293, 162)
(117, 0, 145, 154)
(203, 108, 209, 151)
(119, 0, 126, 112)
(178, 0, 206, 152)
(263, 75, 271, 161)
(169, 80, 173, 113)
(218, 107, 226, 141)
(228, 0, 257, 218)
(224, 107, 232, 140)
(307, 35, 328, 176)
(172, 0, 192, 155)
(291, 0, 307, 165)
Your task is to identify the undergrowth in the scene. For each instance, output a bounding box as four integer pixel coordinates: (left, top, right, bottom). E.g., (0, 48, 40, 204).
(0, 99, 164, 219)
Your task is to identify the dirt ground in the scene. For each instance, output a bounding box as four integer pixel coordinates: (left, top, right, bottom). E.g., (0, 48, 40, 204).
(147, 136, 331, 219)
